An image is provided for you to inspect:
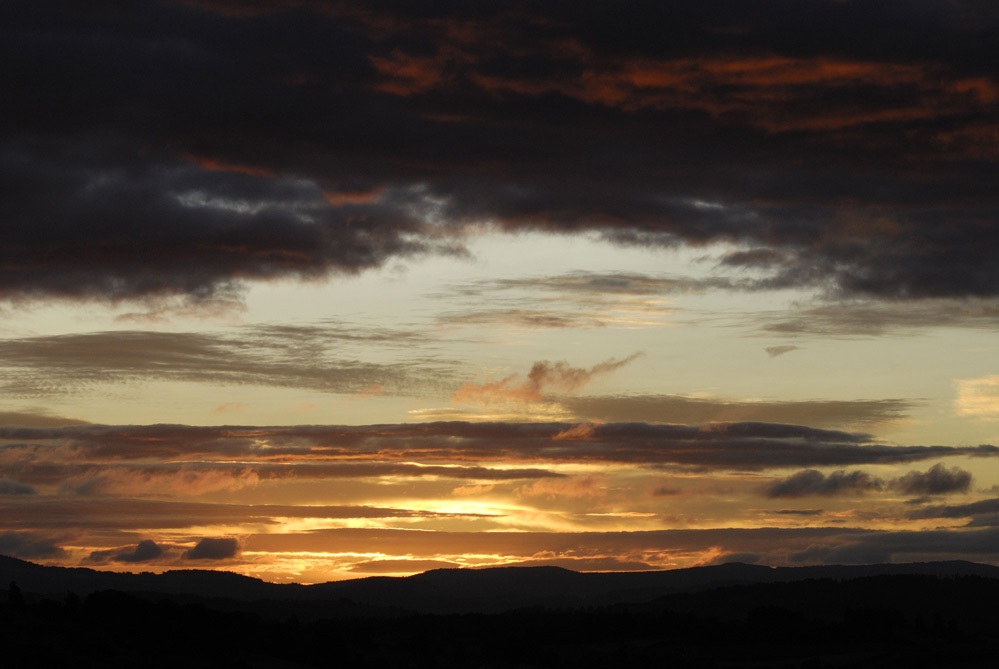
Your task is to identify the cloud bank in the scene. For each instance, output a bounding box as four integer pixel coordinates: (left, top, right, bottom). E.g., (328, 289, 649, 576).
(1, 1, 997, 306)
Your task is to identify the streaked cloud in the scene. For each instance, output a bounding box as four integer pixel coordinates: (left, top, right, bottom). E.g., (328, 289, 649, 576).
(760, 299, 999, 336)
(0, 326, 453, 397)
(2, 421, 992, 470)
(563, 395, 912, 429)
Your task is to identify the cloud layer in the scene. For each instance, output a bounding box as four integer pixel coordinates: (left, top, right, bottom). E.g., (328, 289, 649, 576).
(2, 1, 997, 305)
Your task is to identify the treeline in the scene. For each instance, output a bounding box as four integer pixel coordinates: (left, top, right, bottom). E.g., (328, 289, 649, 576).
(3, 575, 999, 668)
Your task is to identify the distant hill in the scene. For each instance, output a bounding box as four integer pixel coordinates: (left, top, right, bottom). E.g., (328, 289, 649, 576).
(5, 556, 999, 667)
(4, 554, 998, 616)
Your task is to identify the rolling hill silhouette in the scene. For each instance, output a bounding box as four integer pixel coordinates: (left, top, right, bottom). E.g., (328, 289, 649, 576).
(5, 555, 999, 667)
(3, 554, 998, 614)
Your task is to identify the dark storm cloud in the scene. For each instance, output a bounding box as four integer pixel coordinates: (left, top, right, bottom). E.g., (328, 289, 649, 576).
(2, 1, 997, 304)
(184, 537, 239, 560)
(0, 326, 454, 397)
(87, 539, 165, 564)
(2, 421, 993, 470)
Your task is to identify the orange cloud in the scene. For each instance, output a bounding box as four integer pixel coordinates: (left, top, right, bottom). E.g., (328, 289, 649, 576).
(417, 49, 995, 133)
(369, 50, 449, 96)
(516, 476, 605, 500)
(212, 402, 246, 414)
(322, 188, 384, 207)
(453, 354, 641, 405)
(184, 153, 275, 178)
(62, 466, 261, 497)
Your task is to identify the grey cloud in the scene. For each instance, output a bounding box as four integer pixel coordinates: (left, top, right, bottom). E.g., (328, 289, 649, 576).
(0, 479, 36, 496)
(87, 539, 165, 564)
(907, 497, 999, 520)
(766, 469, 884, 498)
(766, 464, 974, 498)
(894, 463, 972, 496)
(184, 537, 239, 560)
(0, 531, 64, 559)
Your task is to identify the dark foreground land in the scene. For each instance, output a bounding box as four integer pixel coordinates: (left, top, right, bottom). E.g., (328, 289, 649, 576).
(3, 556, 999, 668)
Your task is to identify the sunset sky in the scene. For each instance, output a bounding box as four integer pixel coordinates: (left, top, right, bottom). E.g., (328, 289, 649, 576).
(2, 0, 999, 583)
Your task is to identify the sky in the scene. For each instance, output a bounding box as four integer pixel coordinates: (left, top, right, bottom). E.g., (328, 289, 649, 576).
(2, 0, 999, 583)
